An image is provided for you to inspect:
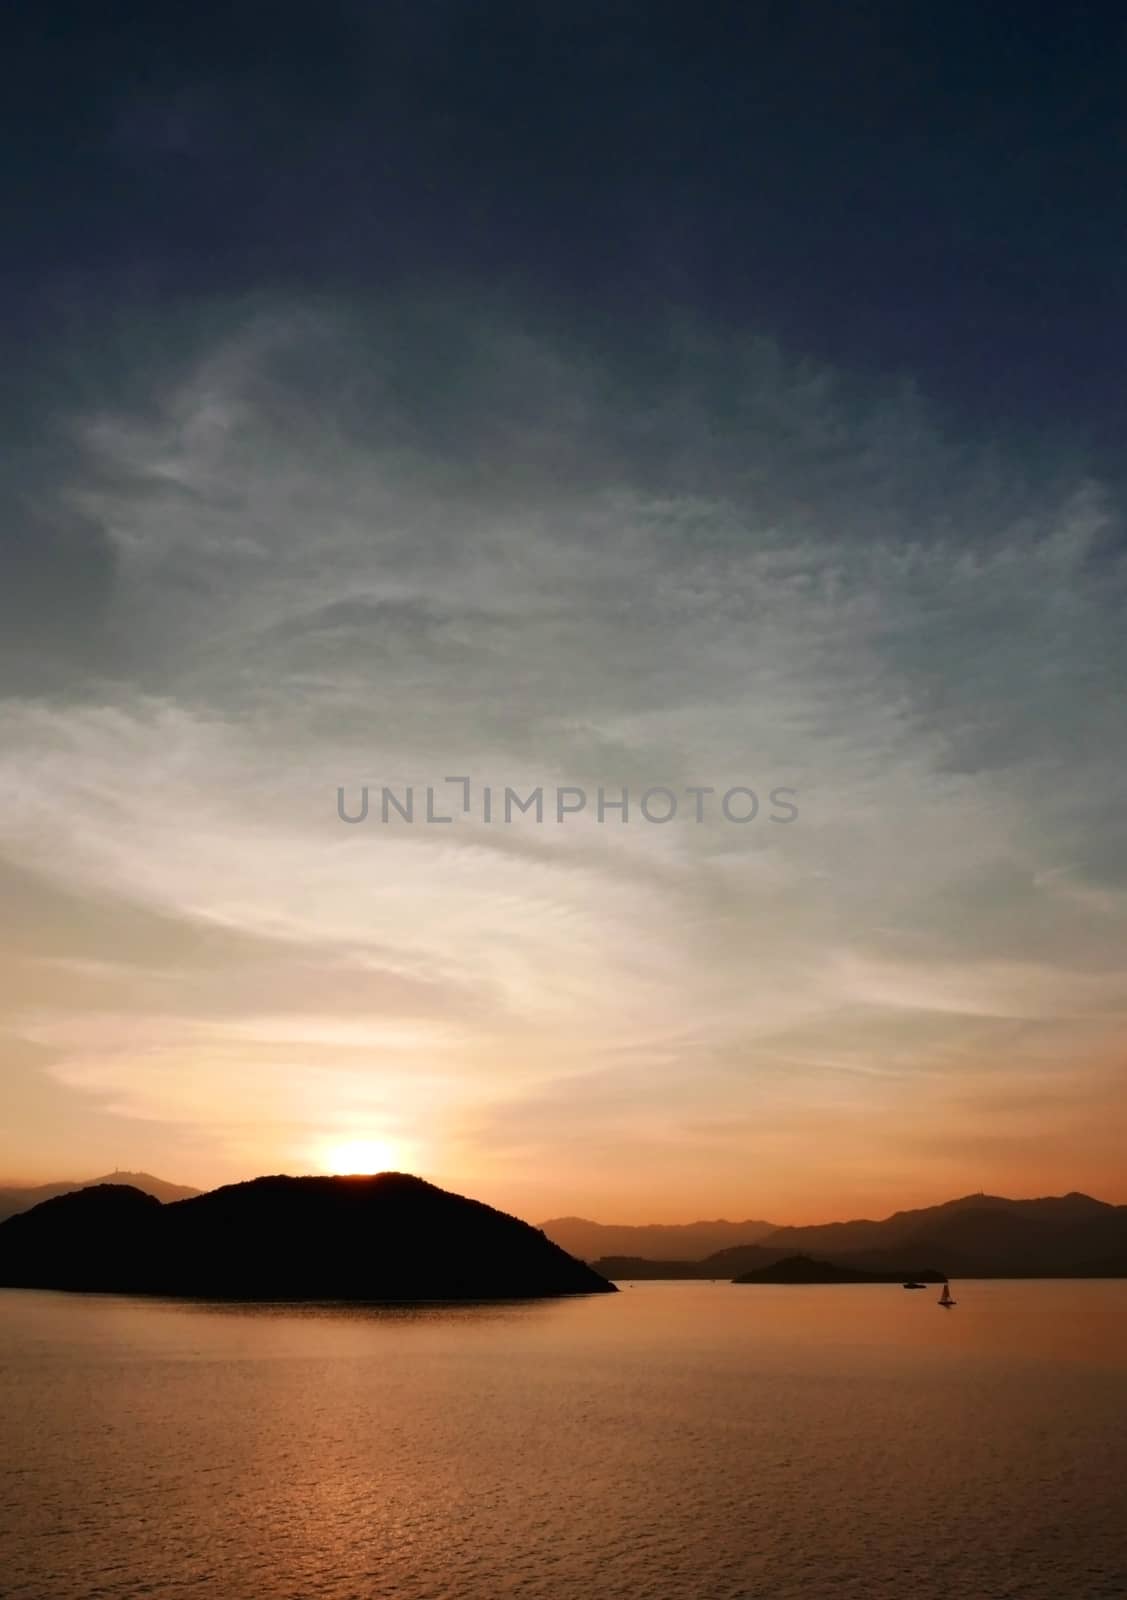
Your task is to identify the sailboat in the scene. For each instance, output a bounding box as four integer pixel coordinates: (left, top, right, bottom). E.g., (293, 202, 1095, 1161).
(938, 1281, 956, 1307)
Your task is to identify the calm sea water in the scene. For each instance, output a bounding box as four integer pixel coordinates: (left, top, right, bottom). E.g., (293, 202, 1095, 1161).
(2, 1280, 1125, 1600)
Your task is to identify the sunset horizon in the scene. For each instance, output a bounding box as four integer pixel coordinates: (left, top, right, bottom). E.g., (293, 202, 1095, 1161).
(3, 1156, 1125, 1232)
(5, 6, 1127, 1598)
(4, 299, 1124, 1224)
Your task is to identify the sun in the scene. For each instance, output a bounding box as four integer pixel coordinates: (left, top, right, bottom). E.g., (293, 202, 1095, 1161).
(316, 1136, 404, 1176)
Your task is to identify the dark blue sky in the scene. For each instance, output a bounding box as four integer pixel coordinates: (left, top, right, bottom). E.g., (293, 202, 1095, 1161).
(6, 1, 1126, 458)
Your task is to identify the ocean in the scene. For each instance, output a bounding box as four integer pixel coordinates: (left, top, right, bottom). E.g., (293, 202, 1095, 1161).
(2, 1279, 1125, 1599)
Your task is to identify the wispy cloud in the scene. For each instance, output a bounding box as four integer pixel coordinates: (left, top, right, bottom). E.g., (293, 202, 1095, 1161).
(2, 297, 1124, 1211)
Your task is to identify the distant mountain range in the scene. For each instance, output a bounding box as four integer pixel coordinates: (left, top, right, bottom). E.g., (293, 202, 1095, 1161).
(0, 1174, 615, 1300)
(5, 1178, 1125, 1285)
(0, 1172, 201, 1224)
(584, 1192, 1127, 1280)
(538, 1215, 777, 1262)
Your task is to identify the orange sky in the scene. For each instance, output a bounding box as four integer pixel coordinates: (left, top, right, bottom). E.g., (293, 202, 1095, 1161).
(3, 306, 1126, 1224)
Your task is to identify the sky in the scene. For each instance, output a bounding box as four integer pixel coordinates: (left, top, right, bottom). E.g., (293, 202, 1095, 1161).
(2, 3, 1126, 1222)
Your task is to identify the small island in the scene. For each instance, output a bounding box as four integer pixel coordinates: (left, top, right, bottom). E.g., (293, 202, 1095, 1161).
(0, 1173, 616, 1301)
(732, 1254, 946, 1284)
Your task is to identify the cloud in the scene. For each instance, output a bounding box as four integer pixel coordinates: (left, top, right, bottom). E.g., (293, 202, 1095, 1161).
(2, 295, 1125, 1203)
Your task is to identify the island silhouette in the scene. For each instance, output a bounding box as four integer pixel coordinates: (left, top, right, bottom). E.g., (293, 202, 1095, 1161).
(731, 1254, 946, 1284)
(4, 1177, 1125, 1293)
(0, 1173, 616, 1301)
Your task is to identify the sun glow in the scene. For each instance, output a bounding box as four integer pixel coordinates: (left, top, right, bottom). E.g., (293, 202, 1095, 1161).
(316, 1136, 405, 1175)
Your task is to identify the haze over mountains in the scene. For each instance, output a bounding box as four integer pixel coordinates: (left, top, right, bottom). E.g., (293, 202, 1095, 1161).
(538, 1216, 778, 1263)
(0, 1172, 201, 1224)
(563, 1193, 1127, 1280)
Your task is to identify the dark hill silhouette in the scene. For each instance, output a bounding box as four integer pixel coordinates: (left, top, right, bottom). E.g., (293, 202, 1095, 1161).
(0, 1174, 615, 1301)
(733, 1254, 946, 1285)
(6, 1179, 1123, 1283)
(0, 1171, 200, 1223)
